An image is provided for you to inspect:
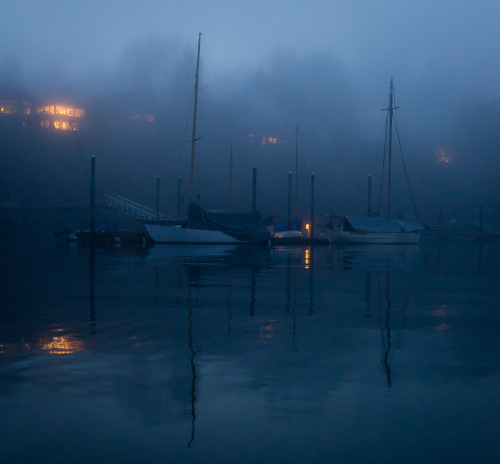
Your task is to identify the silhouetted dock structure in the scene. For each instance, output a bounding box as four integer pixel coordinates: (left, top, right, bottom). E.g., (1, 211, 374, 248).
(74, 229, 149, 247)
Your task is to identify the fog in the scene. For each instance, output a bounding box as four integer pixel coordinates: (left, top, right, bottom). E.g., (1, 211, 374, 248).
(1, 1, 500, 227)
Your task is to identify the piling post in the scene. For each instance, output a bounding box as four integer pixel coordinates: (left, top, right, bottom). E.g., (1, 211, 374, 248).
(90, 154, 96, 234)
(479, 205, 483, 240)
(310, 173, 315, 239)
(177, 177, 182, 216)
(229, 143, 233, 210)
(252, 168, 257, 212)
(288, 171, 292, 229)
(438, 205, 442, 240)
(156, 175, 160, 220)
(367, 174, 372, 217)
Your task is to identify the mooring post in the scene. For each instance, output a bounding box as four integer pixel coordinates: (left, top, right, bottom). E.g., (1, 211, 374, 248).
(368, 174, 372, 218)
(90, 154, 96, 234)
(288, 171, 292, 229)
(310, 173, 315, 239)
(156, 175, 160, 220)
(229, 143, 233, 210)
(252, 168, 257, 212)
(177, 177, 182, 216)
(479, 204, 483, 240)
(438, 205, 442, 240)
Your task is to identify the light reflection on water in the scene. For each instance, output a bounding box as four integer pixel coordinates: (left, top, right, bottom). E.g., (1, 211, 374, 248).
(1, 238, 499, 463)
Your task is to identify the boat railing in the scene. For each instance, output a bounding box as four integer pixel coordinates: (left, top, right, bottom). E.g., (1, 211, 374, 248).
(105, 195, 174, 221)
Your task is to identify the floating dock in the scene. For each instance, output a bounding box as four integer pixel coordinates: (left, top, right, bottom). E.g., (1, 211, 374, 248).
(74, 230, 149, 247)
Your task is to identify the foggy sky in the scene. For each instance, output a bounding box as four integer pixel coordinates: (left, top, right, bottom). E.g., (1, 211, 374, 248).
(2, 1, 500, 223)
(3, 1, 500, 102)
(2, 0, 499, 140)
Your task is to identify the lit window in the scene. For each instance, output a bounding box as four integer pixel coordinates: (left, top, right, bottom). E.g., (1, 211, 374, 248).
(53, 120, 72, 130)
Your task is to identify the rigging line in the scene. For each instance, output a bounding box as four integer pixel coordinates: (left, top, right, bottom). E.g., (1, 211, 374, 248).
(166, 82, 197, 209)
(377, 111, 389, 216)
(201, 35, 236, 137)
(71, 123, 90, 184)
(393, 110, 421, 222)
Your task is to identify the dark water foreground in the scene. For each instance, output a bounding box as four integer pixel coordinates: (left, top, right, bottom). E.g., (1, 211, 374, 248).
(1, 236, 499, 463)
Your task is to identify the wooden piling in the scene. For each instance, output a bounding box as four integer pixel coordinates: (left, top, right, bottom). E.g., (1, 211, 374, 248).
(367, 174, 372, 218)
(310, 173, 315, 239)
(479, 205, 483, 240)
(252, 168, 257, 212)
(90, 155, 95, 234)
(156, 175, 160, 220)
(288, 171, 292, 229)
(177, 177, 182, 216)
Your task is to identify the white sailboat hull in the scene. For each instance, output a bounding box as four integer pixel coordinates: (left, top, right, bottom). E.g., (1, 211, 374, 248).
(328, 228, 420, 244)
(145, 223, 245, 244)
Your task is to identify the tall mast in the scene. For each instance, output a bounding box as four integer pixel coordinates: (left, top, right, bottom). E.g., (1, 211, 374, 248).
(295, 126, 299, 223)
(189, 32, 202, 201)
(387, 77, 394, 219)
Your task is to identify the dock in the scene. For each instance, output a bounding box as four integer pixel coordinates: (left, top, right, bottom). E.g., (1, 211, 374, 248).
(271, 236, 329, 245)
(73, 230, 149, 247)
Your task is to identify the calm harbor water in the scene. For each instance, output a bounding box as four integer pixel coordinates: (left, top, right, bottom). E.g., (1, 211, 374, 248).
(1, 235, 499, 463)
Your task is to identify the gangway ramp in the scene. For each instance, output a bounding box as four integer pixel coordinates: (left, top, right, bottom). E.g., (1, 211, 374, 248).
(105, 195, 175, 221)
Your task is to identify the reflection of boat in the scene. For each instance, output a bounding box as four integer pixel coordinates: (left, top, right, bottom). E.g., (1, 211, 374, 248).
(144, 33, 270, 245)
(146, 243, 240, 262)
(330, 244, 421, 271)
(328, 78, 425, 244)
(147, 243, 271, 270)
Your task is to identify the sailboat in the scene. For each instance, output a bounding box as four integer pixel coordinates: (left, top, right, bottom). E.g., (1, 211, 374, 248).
(272, 126, 303, 240)
(327, 78, 425, 244)
(144, 33, 270, 245)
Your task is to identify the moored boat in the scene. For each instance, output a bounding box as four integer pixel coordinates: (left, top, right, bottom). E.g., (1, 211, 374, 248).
(144, 33, 269, 245)
(145, 201, 269, 244)
(328, 78, 425, 245)
(327, 216, 423, 244)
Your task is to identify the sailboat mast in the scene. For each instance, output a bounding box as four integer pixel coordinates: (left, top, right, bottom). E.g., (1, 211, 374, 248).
(387, 77, 394, 219)
(295, 126, 299, 223)
(189, 32, 202, 201)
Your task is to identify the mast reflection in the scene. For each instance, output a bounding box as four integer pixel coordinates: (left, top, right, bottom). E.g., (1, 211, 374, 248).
(89, 242, 96, 335)
(308, 247, 314, 315)
(187, 286, 197, 448)
(379, 271, 393, 388)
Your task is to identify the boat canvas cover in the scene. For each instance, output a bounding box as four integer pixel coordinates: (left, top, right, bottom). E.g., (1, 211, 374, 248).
(274, 219, 301, 232)
(188, 202, 270, 242)
(342, 216, 424, 233)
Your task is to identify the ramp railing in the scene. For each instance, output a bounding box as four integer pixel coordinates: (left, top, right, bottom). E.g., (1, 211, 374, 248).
(105, 195, 175, 221)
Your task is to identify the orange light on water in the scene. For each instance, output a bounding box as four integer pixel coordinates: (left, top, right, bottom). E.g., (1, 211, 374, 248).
(39, 334, 85, 354)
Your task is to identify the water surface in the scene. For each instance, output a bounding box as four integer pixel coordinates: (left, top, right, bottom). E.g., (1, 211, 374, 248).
(1, 237, 499, 463)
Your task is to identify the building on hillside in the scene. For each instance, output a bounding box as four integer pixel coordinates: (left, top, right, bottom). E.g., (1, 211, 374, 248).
(0, 91, 37, 129)
(0, 89, 86, 131)
(37, 103, 85, 130)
